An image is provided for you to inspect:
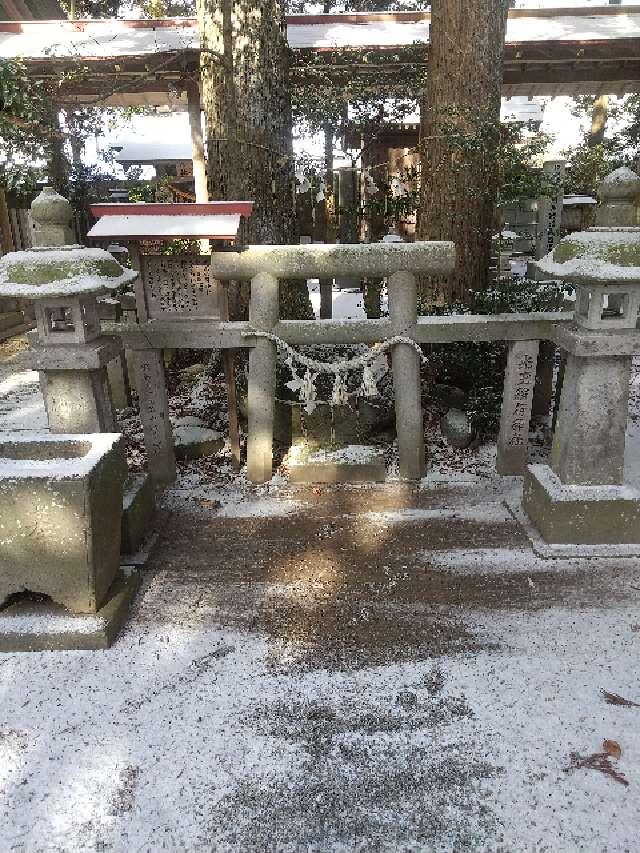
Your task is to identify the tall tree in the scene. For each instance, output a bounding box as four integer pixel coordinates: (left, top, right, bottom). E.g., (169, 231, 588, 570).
(196, 0, 312, 319)
(197, 0, 296, 245)
(418, 0, 509, 303)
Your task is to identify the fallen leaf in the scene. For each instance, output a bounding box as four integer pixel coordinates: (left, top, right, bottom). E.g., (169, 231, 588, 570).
(603, 739, 622, 760)
(198, 498, 220, 510)
(564, 751, 629, 787)
(602, 689, 640, 708)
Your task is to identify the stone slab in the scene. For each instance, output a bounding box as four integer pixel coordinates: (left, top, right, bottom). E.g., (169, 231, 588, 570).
(522, 463, 640, 546)
(288, 444, 386, 484)
(0, 569, 142, 652)
(17, 335, 123, 370)
(121, 473, 155, 556)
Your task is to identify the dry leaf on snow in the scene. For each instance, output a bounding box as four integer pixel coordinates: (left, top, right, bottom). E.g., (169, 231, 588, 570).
(602, 689, 640, 708)
(602, 739, 622, 760)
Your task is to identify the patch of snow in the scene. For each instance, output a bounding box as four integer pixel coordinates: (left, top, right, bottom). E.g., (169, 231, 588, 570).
(421, 546, 640, 576)
(0, 612, 106, 634)
(364, 503, 512, 525)
(217, 498, 305, 518)
(0, 368, 47, 432)
(294, 444, 384, 465)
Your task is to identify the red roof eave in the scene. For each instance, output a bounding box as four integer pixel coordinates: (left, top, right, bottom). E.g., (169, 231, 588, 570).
(90, 201, 254, 218)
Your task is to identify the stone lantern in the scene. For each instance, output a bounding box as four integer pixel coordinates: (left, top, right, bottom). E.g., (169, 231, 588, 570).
(0, 188, 138, 433)
(524, 167, 640, 545)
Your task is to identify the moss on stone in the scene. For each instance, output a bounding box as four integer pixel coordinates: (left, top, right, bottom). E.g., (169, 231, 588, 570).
(553, 239, 640, 268)
(6, 258, 123, 286)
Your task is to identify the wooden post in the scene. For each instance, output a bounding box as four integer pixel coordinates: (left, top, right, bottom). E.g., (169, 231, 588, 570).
(0, 189, 15, 255)
(388, 270, 424, 479)
(246, 272, 279, 483)
(217, 279, 241, 472)
(496, 340, 540, 475)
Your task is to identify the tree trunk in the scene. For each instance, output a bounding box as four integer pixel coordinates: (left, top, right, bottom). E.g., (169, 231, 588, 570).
(418, 0, 508, 304)
(197, 0, 311, 318)
(588, 95, 609, 148)
(48, 106, 69, 197)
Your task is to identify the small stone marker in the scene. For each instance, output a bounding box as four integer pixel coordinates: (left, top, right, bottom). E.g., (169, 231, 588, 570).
(496, 340, 540, 475)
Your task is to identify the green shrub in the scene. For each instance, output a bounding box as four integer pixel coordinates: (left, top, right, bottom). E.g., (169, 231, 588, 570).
(419, 279, 567, 437)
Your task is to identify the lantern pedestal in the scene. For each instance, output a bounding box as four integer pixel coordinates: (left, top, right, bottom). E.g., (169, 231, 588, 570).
(523, 465, 640, 547)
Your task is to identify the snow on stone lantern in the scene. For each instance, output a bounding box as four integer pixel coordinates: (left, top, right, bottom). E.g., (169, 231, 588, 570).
(536, 167, 640, 332)
(0, 188, 138, 433)
(524, 167, 640, 546)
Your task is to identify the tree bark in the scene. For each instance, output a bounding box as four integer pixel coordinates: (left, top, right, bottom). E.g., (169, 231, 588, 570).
(197, 0, 295, 244)
(588, 95, 609, 148)
(197, 0, 311, 318)
(418, 0, 508, 304)
(48, 107, 69, 197)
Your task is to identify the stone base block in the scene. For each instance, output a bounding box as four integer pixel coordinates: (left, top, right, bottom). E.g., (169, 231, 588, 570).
(174, 425, 224, 461)
(288, 444, 386, 484)
(0, 569, 141, 652)
(121, 473, 155, 556)
(0, 433, 127, 614)
(523, 463, 640, 545)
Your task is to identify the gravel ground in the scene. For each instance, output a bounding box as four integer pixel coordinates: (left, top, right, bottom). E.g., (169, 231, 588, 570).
(1, 476, 640, 852)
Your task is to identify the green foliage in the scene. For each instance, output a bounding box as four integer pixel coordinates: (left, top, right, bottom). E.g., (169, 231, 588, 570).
(420, 279, 565, 437)
(0, 60, 51, 190)
(563, 142, 627, 197)
(497, 124, 558, 204)
(60, 1, 122, 14)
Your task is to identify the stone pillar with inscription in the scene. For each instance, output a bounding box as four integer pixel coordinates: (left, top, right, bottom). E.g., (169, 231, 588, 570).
(496, 340, 540, 475)
(535, 160, 565, 260)
(127, 244, 177, 488)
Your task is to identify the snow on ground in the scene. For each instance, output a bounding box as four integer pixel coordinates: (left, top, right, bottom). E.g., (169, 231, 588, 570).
(1, 557, 640, 851)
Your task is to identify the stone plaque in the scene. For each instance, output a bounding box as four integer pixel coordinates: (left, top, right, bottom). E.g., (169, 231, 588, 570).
(141, 254, 220, 319)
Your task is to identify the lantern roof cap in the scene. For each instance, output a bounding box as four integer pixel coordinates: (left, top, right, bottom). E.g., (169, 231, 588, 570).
(532, 227, 640, 286)
(600, 167, 640, 201)
(0, 244, 138, 299)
